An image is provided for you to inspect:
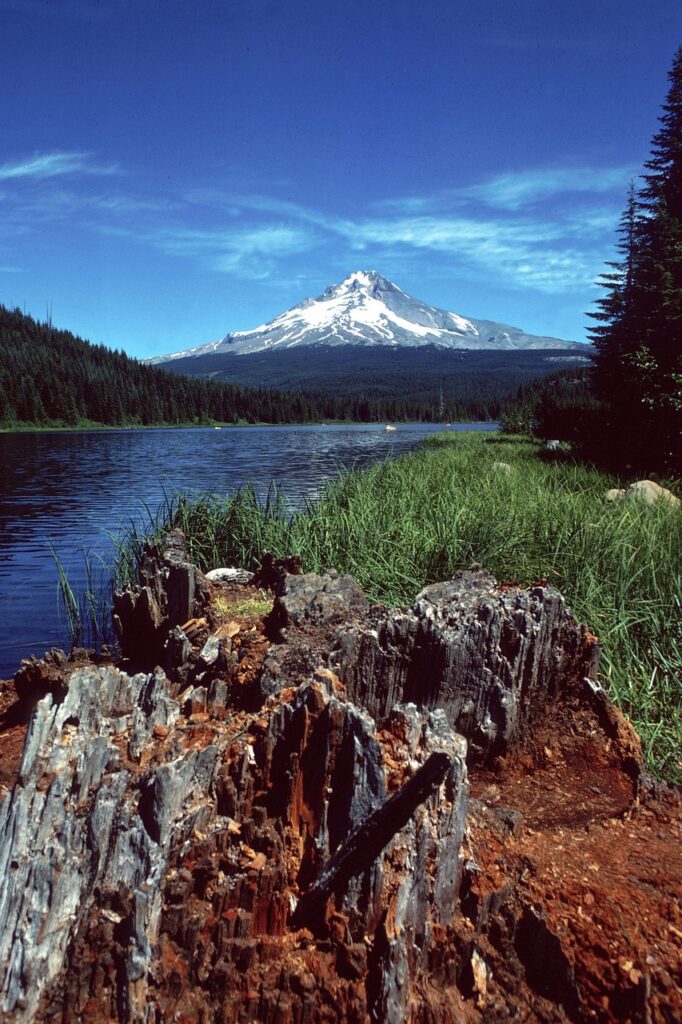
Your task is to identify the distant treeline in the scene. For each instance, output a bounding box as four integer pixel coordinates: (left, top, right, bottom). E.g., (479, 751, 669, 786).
(160, 345, 592, 423)
(0, 306, 590, 428)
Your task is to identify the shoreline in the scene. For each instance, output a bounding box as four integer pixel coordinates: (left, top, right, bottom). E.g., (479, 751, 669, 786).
(0, 418, 496, 435)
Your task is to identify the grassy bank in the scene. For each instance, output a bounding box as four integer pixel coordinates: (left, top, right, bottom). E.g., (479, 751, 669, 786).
(120, 433, 681, 782)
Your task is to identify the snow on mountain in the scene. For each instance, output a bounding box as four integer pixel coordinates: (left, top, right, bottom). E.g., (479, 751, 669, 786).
(148, 271, 581, 362)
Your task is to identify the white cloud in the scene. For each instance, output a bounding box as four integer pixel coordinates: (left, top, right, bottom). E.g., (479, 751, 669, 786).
(144, 223, 319, 279)
(0, 151, 119, 181)
(0, 152, 624, 293)
(374, 166, 634, 215)
(461, 166, 635, 210)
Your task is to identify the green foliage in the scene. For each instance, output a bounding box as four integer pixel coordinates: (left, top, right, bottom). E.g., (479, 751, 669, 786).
(499, 365, 600, 444)
(589, 47, 682, 474)
(122, 434, 681, 782)
(0, 305, 338, 427)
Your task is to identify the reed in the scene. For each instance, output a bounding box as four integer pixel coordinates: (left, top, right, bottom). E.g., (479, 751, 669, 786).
(52, 547, 116, 650)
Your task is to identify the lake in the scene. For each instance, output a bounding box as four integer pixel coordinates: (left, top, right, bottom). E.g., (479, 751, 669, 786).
(0, 422, 496, 677)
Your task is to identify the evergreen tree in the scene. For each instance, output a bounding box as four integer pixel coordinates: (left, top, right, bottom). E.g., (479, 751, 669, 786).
(590, 47, 682, 472)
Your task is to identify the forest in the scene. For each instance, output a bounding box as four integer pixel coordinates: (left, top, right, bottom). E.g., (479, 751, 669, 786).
(0, 305, 586, 428)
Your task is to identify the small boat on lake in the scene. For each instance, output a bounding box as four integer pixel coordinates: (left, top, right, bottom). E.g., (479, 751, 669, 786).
(385, 424, 396, 432)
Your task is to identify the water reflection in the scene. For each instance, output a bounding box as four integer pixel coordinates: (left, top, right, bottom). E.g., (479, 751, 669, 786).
(0, 423, 495, 675)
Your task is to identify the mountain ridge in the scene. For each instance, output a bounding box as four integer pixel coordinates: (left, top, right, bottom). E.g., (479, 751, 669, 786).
(147, 270, 582, 363)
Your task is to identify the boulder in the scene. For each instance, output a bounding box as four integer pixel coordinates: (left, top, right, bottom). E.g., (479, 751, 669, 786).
(605, 480, 680, 507)
(625, 479, 680, 507)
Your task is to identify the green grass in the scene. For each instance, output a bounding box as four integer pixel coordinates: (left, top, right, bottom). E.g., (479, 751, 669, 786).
(119, 433, 682, 782)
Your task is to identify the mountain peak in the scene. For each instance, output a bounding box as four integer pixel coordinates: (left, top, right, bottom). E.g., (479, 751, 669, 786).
(324, 270, 393, 298)
(148, 272, 582, 362)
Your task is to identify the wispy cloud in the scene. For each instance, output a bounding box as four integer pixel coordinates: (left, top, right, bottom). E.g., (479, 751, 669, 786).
(330, 215, 603, 292)
(0, 151, 119, 181)
(373, 166, 634, 215)
(0, 149, 625, 294)
(139, 223, 319, 279)
(459, 166, 635, 210)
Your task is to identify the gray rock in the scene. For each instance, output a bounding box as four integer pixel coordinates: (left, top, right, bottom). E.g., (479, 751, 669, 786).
(0, 664, 205, 1020)
(329, 567, 599, 763)
(269, 570, 370, 638)
(0, 554, 609, 1023)
(113, 529, 210, 669)
(205, 567, 254, 586)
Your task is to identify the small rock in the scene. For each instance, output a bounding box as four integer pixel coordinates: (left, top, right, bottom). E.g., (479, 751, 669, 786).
(215, 621, 241, 641)
(471, 948, 488, 996)
(245, 852, 267, 872)
(207, 678, 228, 710)
(205, 567, 254, 586)
(189, 711, 209, 723)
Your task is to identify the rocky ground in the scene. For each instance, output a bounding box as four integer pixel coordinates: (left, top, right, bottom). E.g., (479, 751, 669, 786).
(0, 532, 679, 1023)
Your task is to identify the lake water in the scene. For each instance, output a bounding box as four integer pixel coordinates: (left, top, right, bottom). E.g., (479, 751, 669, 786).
(0, 423, 496, 677)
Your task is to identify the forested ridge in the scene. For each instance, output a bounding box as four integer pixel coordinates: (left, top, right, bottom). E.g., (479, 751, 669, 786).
(0, 306, 589, 428)
(162, 344, 590, 422)
(0, 306, 332, 426)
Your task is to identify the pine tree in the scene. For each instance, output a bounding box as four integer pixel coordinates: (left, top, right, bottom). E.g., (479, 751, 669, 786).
(589, 47, 682, 472)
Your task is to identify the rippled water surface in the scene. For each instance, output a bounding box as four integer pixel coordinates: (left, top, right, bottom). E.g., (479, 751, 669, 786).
(0, 423, 495, 676)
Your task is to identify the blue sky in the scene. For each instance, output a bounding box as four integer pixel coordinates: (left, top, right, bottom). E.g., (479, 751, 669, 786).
(1, 0, 681, 357)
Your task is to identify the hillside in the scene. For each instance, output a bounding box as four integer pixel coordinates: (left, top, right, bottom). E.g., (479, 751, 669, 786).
(161, 344, 592, 415)
(0, 307, 348, 428)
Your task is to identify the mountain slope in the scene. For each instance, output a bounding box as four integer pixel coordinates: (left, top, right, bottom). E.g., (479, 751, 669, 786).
(149, 271, 582, 363)
(161, 345, 591, 406)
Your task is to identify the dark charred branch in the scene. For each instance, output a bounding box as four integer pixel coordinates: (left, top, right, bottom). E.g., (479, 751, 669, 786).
(292, 750, 453, 932)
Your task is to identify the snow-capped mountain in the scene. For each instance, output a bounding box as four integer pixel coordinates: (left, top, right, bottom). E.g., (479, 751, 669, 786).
(149, 271, 581, 362)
